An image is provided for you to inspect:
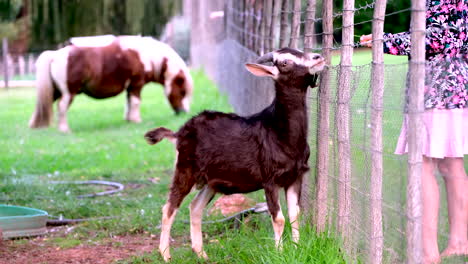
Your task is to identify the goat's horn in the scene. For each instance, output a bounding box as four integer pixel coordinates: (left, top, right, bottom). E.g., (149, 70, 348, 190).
(256, 52, 274, 64)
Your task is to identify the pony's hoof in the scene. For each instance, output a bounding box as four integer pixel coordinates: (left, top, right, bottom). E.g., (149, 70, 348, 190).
(126, 118, 142, 123)
(58, 126, 71, 133)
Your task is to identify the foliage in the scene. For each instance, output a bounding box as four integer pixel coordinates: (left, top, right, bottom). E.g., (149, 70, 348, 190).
(0, 0, 22, 39)
(27, 0, 182, 51)
(306, 0, 411, 44)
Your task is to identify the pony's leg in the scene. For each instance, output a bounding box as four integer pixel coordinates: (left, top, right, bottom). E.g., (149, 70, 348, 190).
(286, 178, 302, 244)
(264, 185, 285, 249)
(189, 185, 215, 259)
(57, 93, 74, 133)
(125, 88, 142, 123)
(159, 167, 196, 262)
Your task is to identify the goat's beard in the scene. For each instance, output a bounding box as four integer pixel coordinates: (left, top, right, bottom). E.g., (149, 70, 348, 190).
(307, 74, 319, 88)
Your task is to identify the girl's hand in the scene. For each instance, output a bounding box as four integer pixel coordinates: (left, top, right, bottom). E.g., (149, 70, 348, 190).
(360, 34, 372, 47)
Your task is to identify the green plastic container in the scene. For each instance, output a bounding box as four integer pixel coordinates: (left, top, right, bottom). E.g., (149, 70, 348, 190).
(0, 204, 48, 239)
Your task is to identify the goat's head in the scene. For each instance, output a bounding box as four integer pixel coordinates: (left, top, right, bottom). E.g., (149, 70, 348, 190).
(245, 48, 325, 90)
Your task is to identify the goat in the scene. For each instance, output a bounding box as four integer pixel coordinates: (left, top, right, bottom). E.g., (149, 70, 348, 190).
(145, 48, 325, 261)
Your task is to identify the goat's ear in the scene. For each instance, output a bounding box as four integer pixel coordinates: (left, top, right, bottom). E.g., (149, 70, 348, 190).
(245, 63, 278, 79)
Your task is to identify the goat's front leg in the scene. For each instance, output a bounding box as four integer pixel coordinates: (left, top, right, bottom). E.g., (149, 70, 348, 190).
(265, 185, 285, 249)
(189, 186, 215, 259)
(286, 178, 302, 244)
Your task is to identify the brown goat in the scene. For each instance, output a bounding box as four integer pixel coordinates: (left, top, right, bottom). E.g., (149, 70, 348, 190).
(145, 48, 325, 261)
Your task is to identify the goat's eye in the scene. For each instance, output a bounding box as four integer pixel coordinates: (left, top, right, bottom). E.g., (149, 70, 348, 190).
(281, 60, 290, 67)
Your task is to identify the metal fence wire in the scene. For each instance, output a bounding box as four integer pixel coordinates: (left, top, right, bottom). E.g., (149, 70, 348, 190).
(185, 0, 457, 263)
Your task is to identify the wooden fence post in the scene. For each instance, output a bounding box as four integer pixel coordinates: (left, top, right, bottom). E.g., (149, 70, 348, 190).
(369, 0, 387, 263)
(2, 38, 9, 89)
(337, 0, 354, 246)
(406, 0, 425, 262)
(279, 0, 290, 48)
(289, 0, 301, 49)
(270, 0, 282, 49)
(315, 0, 333, 233)
(304, 0, 317, 52)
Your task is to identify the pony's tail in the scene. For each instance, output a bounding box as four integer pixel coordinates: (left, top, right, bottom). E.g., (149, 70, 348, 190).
(144, 127, 176, 145)
(29, 50, 56, 129)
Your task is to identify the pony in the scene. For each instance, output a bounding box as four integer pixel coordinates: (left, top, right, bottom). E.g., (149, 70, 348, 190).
(29, 35, 193, 133)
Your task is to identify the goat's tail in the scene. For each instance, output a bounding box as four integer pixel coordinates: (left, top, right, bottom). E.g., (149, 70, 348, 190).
(29, 50, 56, 129)
(144, 127, 176, 145)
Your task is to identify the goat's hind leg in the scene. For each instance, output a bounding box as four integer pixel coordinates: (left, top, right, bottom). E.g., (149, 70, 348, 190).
(264, 186, 285, 249)
(190, 185, 215, 259)
(159, 169, 195, 262)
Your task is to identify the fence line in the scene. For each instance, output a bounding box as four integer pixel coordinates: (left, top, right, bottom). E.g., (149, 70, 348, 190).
(186, 0, 439, 262)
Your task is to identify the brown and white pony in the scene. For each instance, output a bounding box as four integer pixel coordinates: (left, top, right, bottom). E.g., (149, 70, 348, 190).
(29, 35, 193, 133)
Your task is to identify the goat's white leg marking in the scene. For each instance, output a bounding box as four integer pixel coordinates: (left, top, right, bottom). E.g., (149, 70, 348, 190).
(189, 186, 215, 259)
(270, 200, 285, 249)
(159, 203, 178, 262)
(126, 94, 141, 123)
(286, 186, 301, 243)
(272, 209, 285, 249)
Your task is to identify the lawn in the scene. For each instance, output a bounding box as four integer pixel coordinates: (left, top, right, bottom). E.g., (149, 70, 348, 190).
(0, 70, 348, 263)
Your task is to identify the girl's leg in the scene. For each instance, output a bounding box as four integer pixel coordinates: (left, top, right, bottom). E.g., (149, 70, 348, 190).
(422, 156, 441, 263)
(437, 157, 468, 257)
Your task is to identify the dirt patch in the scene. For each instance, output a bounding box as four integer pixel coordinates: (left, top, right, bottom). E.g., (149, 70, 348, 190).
(0, 232, 161, 264)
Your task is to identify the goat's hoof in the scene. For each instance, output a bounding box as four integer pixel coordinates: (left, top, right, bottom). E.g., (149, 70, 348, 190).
(195, 249, 209, 260)
(275, 241, 284, 251)
(160, 249, 171, 262)
(162, 254, 171, 262)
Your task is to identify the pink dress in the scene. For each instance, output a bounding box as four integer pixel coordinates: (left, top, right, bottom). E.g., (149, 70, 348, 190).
(389, 0, 468, 158)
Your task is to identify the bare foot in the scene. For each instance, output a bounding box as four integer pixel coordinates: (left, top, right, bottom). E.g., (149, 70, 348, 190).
(441, 243, 468, 258)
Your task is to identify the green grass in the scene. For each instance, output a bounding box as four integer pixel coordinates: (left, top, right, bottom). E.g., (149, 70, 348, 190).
(122, 224, 348, 264)
(0, 70, 348, 263)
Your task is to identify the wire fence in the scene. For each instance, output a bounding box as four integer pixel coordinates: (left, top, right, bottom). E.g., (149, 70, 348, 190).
(186, 0, 459, 263)
(0, 0, 460, 262)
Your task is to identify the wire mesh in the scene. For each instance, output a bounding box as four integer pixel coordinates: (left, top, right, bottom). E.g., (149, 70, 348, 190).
(186, 0, 451, 263)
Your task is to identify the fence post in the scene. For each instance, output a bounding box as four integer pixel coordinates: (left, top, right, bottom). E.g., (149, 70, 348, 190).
(18, 55, 26, 77)
(279, 0, 290, 48)
(304, 0, 317, 52)
(270, 0, 282, 49)
(406, 0, 425, 262)
(254, 0, 263, 54)
(28, 54, 35, 75)
(2, 38, 9, 89)
(262, 0, 272, 53)
(369, 0, 387, 263)
(315, 0, 333, 233)
(302, 0, 318, 221)
(289, 0, 301, 49)
(337, 0, 354, 247)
